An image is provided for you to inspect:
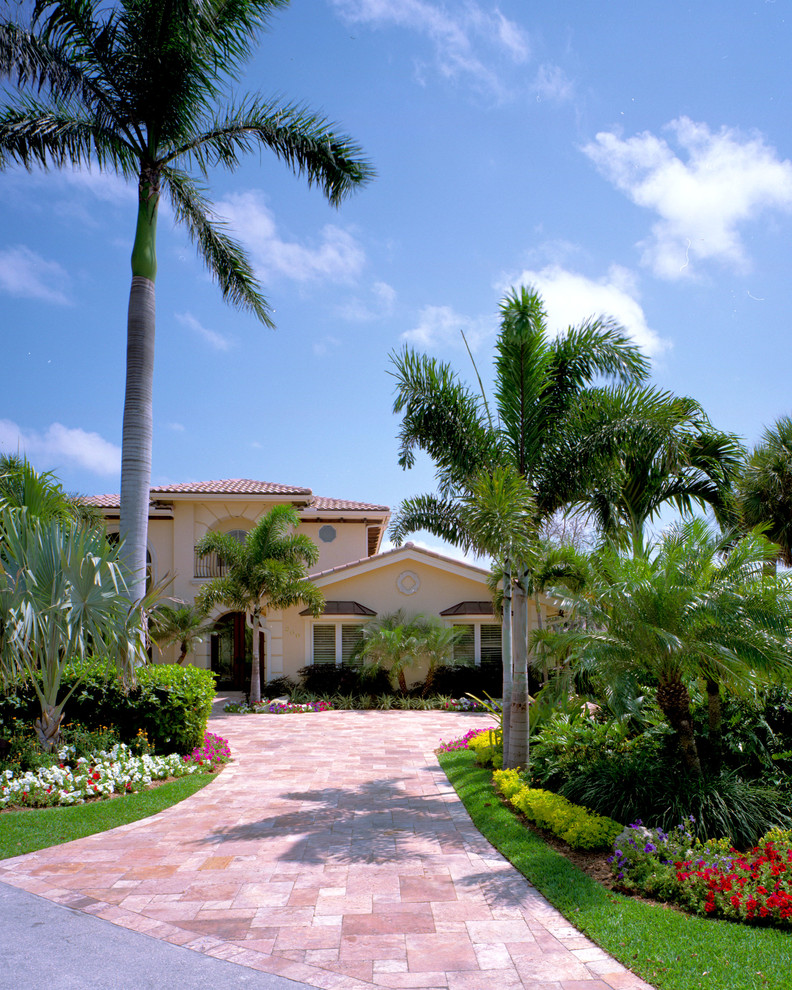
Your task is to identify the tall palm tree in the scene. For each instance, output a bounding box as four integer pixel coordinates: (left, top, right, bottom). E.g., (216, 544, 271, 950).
(390, 286, 649, 767)
(736, 415, 792, 568)
(0, 0, 373, 601)
(563, 386, 744, 556)
(544, 519, 792, 776)
(195, 504, 324, 703)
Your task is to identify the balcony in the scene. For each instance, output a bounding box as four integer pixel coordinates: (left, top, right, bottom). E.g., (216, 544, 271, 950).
(194, 550, 229, 579)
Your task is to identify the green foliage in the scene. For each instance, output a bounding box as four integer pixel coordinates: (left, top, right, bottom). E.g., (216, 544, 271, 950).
(493, 771, 622, 850)
(442, 747, 792, 990)
(0, 661, 215, 755)
(297, 663, 392, 697)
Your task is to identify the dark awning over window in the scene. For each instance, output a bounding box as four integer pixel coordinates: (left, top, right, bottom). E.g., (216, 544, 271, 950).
(439, 600, 494, 616)
(300, 600, 376, 616)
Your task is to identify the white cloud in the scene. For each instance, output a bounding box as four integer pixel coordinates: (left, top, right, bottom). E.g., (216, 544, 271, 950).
(583, 117, 792, 279)
(329, 0, 529, 96)
(0, 246, 71, 304)
(58, 166, 136, 206)
(532, 64, 574, 103)
(506, 264, 668, 358)
(401, 304, 494, 351)
(168, 422, 186, 432)
(337, 279, 397, 321)
(176, 311, 234, 351)
(0, 420, 121, 476)
(217, 191, 366, 283)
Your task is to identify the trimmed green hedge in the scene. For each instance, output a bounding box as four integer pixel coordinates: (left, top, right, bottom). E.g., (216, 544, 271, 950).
(494, 767, 622, 851)
(0, 661, 215, 754)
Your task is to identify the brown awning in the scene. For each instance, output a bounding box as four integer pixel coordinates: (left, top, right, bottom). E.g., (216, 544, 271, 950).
(439, 601, 494, 616)
(300, 600, 376, 616)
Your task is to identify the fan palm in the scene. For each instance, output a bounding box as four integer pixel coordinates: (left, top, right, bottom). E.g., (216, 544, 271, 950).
(389, 285, 649, 767)
(195, 505, 323, 704)
(0, 0, 373, 600)
(736, 415, 792, 567)
(542, 519, 792, 776)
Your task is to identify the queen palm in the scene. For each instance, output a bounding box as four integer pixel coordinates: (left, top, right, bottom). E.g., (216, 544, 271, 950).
(0, 0, 373, 601)
(389, 286, 649, 767)
(195, 505, 324, 704)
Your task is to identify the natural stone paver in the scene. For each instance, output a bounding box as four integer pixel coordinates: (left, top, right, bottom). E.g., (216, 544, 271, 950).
(0, 703, 655, 990)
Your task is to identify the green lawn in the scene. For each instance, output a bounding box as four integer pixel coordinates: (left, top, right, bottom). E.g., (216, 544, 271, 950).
(439, 749, 791, 990)
(0, 773, 214, 860)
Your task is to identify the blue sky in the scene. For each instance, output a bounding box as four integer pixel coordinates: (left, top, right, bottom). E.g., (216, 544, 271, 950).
(2, 0, 792, 558)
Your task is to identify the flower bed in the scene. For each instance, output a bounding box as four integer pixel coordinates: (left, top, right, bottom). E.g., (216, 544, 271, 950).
(610, 819, 792, 928)
(0, 732, 230, 809)
(441, 697, 496, 712)
(223, 700, 334, 714)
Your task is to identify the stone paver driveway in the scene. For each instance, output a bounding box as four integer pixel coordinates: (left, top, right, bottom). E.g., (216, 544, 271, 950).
(0, 706, 653, 990)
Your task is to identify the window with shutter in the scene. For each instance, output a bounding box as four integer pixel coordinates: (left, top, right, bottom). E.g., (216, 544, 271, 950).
(341, 625, 364, 665)
(481, 624, 502, 664)
(313, 625, 336, 664)
(453, 624, 475, 663)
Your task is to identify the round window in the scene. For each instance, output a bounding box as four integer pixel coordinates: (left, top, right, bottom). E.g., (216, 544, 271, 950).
(319, 525, 337, 543)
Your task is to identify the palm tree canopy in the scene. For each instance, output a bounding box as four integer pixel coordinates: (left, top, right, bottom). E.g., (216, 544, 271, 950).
(389, 285, 650, 550)
(736, 414, 792, 566)
(0, 0, 375, 317)
(195, 504, 324, 617)
(544, 518, 792, 690)
(562, 386, 744, 553)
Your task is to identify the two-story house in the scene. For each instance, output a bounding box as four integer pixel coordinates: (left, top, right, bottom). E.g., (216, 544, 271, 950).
(86, 478, 543, 690)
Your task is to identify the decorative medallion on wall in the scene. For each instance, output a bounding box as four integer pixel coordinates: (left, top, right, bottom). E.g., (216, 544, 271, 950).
(319, 525, 337, 543)
(397, 570, 420, 595)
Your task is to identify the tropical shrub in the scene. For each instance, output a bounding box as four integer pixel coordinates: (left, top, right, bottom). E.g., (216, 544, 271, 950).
(297, 663, 392, 697)
(0, 661, 215, 755)
(467, 727, 503, 768)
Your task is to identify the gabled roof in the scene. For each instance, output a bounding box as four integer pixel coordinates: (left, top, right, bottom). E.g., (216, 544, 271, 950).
(82, 479, 389, 514)
(308, 542, 491, 584)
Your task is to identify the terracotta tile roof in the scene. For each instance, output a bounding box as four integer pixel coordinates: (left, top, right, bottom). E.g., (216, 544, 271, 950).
(81, 493, 121, 508)
(308, 542, 490, 581)
(80, 480, 389, 513)
(150, 479, 312, 496)
(305, 496, 389, 512)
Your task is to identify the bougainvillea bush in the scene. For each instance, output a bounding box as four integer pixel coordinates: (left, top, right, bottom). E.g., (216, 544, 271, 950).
(0, 732, 231, 809)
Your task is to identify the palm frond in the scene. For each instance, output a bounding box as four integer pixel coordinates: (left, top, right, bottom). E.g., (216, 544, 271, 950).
(164, 167, 273, 325)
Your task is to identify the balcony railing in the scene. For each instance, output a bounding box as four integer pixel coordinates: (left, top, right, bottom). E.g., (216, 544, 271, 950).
(194, 551, 229, 579)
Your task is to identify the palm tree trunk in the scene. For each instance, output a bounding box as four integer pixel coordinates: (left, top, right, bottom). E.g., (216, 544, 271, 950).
(507, 571, 530, 769)
(706, 676, 723, 773)
(250, 607, 262, 704)
(657, 673, 702, 776)
(120, 173, 159, 603)
(501, 561, 513, 765)
(34, 704, 63, 753)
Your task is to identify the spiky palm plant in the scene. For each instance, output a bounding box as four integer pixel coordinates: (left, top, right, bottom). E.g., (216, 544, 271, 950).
(0, 0, 373, 600)
(736, 415, 792, 568)
(543, 519, 792, 776)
